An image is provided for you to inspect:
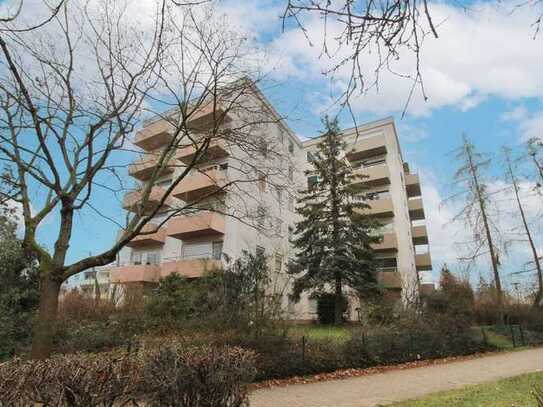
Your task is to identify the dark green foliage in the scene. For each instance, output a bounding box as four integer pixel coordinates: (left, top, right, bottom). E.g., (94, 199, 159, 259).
(144, 250, 276, 335)
(145, 273, 218, 325)
(315, 292, 348, 324)
(288, 116, 381, 323)
(230, 318, 493, 381)
(0, 215, 39, 360)
(0, 345, 256, 407)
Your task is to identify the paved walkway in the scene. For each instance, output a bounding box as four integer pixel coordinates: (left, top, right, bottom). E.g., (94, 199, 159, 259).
(250, 348, 543, 407)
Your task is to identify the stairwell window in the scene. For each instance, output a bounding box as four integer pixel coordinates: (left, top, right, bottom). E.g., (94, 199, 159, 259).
(257, 206, 266, 229)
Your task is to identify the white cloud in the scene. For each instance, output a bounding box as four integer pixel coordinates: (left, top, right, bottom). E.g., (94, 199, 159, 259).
(501, 105, 529, 122)
(265, 1, 543, 116)
(519, 113, 543, 142)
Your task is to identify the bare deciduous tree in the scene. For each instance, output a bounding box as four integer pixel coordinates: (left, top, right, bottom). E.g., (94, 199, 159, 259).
(503, 146, 543, 307)
(0, 0, 294, 358)
(448, 135, 504, 323)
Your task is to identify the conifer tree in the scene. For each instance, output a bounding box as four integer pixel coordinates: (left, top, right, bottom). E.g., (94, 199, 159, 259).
(288, 117, 381, 324)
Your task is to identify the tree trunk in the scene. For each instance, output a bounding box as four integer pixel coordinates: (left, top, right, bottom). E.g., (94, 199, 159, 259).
(31, 270, 61, 359)
(334, 275, 343, 325)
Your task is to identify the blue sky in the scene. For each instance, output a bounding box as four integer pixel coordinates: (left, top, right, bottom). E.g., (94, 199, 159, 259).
(18, 0, 543, 291)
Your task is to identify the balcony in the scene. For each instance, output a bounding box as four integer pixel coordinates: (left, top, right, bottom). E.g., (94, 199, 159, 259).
(161, 258, 222, 279)
(411, 224, 429, 245)
(378, 271, 402, 289)
(354, 164, 390, 187)
(176, 138, 229, 165)
(357, 197, 394, 217)
(416, 252, 432, 271)
(110, 264, 160, 283)
(408, 197, 425, 220)
(167, 212, 225, 240)
(172, 169, 227, 202)
(128, 153, 175, 181)
(186, 102, 231, 130)
(134, 120, 174, 151)
(371, 232, 398, 252)
(405, 173, 422, 197)
(346, 136, 387, 162)
(123, 186, 174, 213)
(126, 223, 166, 248)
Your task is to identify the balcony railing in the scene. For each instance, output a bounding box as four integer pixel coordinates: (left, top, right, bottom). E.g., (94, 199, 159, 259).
(134, 120, 174, 151)
(126, 223, 166, 248)
(371, 232, 398, 251)
(405, 173, 422, 197)
(411, 224, 429, 245)
(377, 270, 402, 289)
(123, 186, 174, 214)
(408, 197, 425, 220)
(172, 169, 227, 202)
(415, 252, 432, 271)
(176, 138, 229, 165)
(353, 164, 390, 187)
(185, 101, 231, 130)
(128, 153, 175, 181)
(110, 264, 161, 283)
(356, 197, 394, 217)
(167, 211, 225, 240)
(345, 135, 387, 162)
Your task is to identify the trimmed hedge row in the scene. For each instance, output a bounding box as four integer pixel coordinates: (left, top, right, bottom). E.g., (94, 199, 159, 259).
(0, 345, 255, 407)
(231, 324, 494, 381)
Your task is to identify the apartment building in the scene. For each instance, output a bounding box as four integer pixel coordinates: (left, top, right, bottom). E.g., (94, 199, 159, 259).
(109, 84, 432, 321)
(302, 118, 432, 305)
(111, 83, 303, 316)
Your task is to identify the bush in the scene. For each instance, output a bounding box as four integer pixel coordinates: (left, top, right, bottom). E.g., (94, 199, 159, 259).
(142, 345, 256, 406)
(229, 316, 494, 381)
(0, 352, 140, 406)
(0, 345, 256, 407)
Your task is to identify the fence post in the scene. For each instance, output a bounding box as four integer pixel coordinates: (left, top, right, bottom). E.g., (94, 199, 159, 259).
(302, 335, 306, 365)
(509, 324, 517, 348)
(519, 324, 526, 346)
(481, 326, 488, 347)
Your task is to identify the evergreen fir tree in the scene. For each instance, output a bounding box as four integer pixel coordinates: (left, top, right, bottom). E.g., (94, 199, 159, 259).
(288, 117, 381, 324)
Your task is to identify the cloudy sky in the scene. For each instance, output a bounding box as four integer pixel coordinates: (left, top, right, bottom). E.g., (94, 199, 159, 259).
(215, 0, 543, 290)
(8, 0, 543, 290)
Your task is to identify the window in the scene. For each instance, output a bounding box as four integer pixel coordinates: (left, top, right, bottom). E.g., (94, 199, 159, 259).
(84, 271, 96, 280)
(257, 206, 266, 229)
(307, 151, 315, 162)
(259, 138, 268, 157)
(258, 174, 267, 192)
(219, 162, 228, 172)
(275, 254, 283, 272)
(256, 245, 265, 257)
(288, 165, 294, 181)
(307, 175, 318, 190)
(212, 241, 223, 260)
(146, 252, 160, 265)
(376, 257, 398, 271)
(276, 187, 282, 204)
(288, 195, 294, 212)
(275, 218, 282, 235)
(131, 252, 142, 265)
(289, 141, 294, 154)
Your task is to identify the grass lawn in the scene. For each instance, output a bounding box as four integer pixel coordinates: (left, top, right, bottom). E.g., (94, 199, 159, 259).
(288, 325, 355, 342)
(393, 371, 543, 406)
